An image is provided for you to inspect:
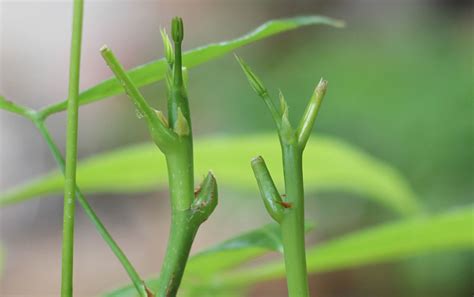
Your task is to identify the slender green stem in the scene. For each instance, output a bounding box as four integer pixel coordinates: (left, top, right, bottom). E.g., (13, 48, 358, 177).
(280, 144, 309, 297)
(34, 121, 150, 297)
(61, 0, 84, 295)
(157, 209, 198, 297)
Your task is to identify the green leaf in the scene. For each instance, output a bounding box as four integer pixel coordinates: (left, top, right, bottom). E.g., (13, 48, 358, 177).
(102, 222, 314, 297)
(102, 206, 473, 297)
(220, 205, 474, 287)
(186, 222, 314, 278)
(0, 134, 421, 215)
(39, 16, 344, 117)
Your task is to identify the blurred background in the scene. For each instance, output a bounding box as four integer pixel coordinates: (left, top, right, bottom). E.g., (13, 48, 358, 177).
(0, 0, 472, 296)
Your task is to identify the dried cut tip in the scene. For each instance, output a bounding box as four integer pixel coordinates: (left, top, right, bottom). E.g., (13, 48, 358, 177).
(315, 78, 328, 97)
(234, 54, 268, 98)
(99, 44, 110, 53)
(171, 17, 184, 43)
(251, 155, 265, 167)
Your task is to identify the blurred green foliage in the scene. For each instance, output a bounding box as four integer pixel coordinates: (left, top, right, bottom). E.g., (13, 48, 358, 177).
(189, 19, 473, 211)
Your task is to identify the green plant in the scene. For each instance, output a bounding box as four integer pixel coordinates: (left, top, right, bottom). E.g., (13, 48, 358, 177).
(235, 55, 329, 296)
(1, 3, 472, 297)
(100, 17, 219, 296)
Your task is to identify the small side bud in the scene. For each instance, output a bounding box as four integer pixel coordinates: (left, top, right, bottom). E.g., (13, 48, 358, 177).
(280, 110, 294, 143)
(191, 172, 218, 224)
(160, 28, 174, 66)
(279, 90, 288, 116)
(174, 107, 190, 136)
(235, 54, 268, 98)
(251, 156, 285, 223)
(171, 17, 184, 43)
(155, 110, 169, 127)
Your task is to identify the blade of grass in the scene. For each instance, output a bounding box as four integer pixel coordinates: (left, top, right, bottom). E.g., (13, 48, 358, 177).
(37, 16, 344, 119)
(35, 121, 150, 297)
(218, 205, 474, 287)
(102, 205, 473, 297)
(0, 95, 151, 296)
(0, 135, 421, 215)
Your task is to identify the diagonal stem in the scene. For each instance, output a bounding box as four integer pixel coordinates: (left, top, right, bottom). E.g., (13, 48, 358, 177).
(35, 120, 151, 297)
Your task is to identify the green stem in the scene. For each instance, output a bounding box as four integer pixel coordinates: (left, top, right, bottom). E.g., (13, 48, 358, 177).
(156, 17, 203, 297)
(62, 0, 84, 295)
(34, 121, 150, 297)
(157, 210, 198, 297)
(280, 144, 310, 297)
(157, 145, 195, 297)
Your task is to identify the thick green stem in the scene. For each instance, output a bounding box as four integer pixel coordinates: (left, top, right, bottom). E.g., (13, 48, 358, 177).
(157, 210, 198, 297)
(34, 121, 150, 297)
(157, 145, 195, 297)
(62, 0, 84, 295)
(280, 144, 310, 297)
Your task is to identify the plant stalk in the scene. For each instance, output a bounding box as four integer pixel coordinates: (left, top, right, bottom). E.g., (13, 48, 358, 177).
(280, 144, 310, 297)
(62, 0, 84, 295)
(34, 120, 150, 297)
(157, 115, 195, 297)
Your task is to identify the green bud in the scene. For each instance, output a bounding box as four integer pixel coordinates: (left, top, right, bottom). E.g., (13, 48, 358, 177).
(160, 28, 174, 66)
(171, 17, 184, 43)
(279, 90, 288, 117)
(235, 54, 268, 98)
(174, 107, 190, 136)
(191, 171, 218, 224)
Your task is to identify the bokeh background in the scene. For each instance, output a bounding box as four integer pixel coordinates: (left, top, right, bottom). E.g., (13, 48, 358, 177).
(0, 0, 472, 296)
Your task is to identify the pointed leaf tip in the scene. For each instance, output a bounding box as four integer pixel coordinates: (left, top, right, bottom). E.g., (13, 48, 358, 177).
(235, 54, 268, 98)
(160, 28, 174, 65)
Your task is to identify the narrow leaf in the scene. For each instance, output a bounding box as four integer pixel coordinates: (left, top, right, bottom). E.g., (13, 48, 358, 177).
(101, 206, 473, 297)
(0, 134, 421, 215)
(39, 16, 344, 117)
(219, 205, 474, 287)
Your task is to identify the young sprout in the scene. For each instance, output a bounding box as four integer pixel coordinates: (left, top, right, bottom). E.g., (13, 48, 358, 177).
(101, 17, 218, 297)
(236, 55, 328, 297)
